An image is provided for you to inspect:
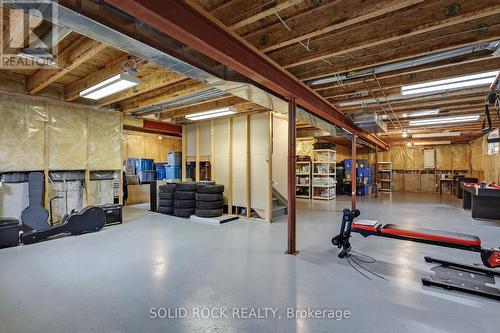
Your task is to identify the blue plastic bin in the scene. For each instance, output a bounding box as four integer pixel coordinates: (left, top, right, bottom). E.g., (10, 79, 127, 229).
(166, 166, 181, 180)
(135, 159, 154, 172)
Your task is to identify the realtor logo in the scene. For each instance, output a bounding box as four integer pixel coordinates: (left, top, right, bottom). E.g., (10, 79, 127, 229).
(0, 0, 60, 69)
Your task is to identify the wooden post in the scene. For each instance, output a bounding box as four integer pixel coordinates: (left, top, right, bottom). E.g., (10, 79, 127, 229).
(227, 117, 233, 215)
(267, 111, 273, 222)
(210, 120, 215, 181)
(195, 123, 200, 182)
(43, 102, 51, 208)
(286, 98, 297, 255)
(181, 125, 187, 181)
(246, 115, 251, 218)
(351, 135, 357, 210)
(374, 146, 378, 198)
(85, 111, 91, 205)
(119, 115, 124, 205)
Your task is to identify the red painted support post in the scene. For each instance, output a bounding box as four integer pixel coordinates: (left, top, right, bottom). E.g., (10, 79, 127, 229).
(286, 97, 297, 255)
(351, 135, 357, 210)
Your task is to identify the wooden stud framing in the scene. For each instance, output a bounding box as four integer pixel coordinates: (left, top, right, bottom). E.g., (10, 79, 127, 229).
(181, 125, 187, 181)
(210, 120, 215, 181)
(195, 123, 200, 182)
(85, 110, 91, 205)
(227, 117, 233, 215)
(246, 115, 251, 218)
(267, 111, 273, 222)
(43, 102, 51, 208)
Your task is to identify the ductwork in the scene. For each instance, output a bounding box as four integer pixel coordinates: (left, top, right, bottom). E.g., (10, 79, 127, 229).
(308, 40, 500, 86)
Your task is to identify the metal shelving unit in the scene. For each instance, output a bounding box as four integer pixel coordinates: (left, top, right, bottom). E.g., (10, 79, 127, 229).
(312, 149, 336, 200)
(296, 161, 311, 199)
(378, 162, 392, 192)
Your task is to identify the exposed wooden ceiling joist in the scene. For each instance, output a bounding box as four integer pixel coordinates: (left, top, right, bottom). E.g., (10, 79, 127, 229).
(244, 0, 423, 53)
(160, 95, 243, 119)
(26, 36, 107, 94)
(269, 1, 500, 69)
(120, 79, 211, 113)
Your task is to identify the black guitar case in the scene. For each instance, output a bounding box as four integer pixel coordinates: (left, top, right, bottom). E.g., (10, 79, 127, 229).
(21, 206, 106, 245)
(21, 172, 49, 230)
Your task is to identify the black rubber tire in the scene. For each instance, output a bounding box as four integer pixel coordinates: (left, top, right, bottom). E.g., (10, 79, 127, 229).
(174, 199, 196, 208)
(196, 200, 223, 210)
(197, 184, 224, 194)
(195, 193, 223, 202)
(175, 191, 196, 200)
(159, 199, 174, 207)
(159, 192, 175, 200)
(176, 182, 198, 192)
(159, 183, 176, 193)
(198, 181, 216, 187)
(158, 206, 174, 214)
(174, 208, 195, 218)
(195, 209, 223, 218)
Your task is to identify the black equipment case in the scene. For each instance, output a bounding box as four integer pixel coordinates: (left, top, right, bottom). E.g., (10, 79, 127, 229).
(0, 218, 21, 247)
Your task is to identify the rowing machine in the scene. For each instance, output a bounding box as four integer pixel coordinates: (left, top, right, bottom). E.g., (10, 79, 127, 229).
(332, 209, 500, 268)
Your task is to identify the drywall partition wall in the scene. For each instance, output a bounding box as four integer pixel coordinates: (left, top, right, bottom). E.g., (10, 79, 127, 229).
(272, 114, 288, 199)
(123, 131, 181, 162)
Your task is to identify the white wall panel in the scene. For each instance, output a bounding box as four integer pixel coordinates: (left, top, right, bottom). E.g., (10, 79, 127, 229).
(250, 113, 270, 210)
(186, 124, 196, 157)
(272, 115, 288, 199)
(213, 118, 229, 201)
(199, 121, 212, 156)
(231, 116, 247, 207)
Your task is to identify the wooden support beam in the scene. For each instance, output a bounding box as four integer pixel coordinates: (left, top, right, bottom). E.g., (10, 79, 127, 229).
(246, 114, 251, 218)
(120, 80, 211, 113)
(267, 111, 273, 222)
(27, 37, 107, 94)
(195, 123, 200, 182)
(286, 98, 297, 255)
(98, 70, 186, 106)
(245, 0, 422, 52)
(181, 125, 187, 181)
(227, 117, 233, 215)
(64, 54, 132, 101)
(351, 135, 357, 210)
(270, 1, 500, 69)
(210, 120, 215, 181)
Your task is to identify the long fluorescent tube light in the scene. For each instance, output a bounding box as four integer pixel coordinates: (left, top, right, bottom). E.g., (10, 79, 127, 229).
(185, 107, 236, 121)
(401, 109, 440, 118)
(413, 140, 451, 146)
(409, 115, 480, 126)
(80, 72, 141, 100)
(412, 131, 461, 138)
(401, 71, 498, 96)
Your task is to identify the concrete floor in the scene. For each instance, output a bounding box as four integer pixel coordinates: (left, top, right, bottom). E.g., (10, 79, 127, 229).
(1, 193, 499, 333)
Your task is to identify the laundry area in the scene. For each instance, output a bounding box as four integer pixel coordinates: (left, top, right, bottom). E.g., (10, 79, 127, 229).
(0, 1, 500, 332)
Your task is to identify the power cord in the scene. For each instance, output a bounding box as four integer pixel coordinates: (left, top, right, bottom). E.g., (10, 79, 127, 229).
(344, 250, 389, 281)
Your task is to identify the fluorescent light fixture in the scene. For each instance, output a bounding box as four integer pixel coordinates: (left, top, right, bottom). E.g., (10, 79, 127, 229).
(412, 131, 461, 138)
(185, 107, 235, 121)
(401, 71, 499, 96)
(409, 115, 480, 126)
(413, 140, 451, 146)
(80, 72, 141, 100)
(401, 109, 440, 118)
(402, 132, 408, 138)
(406, 142, 412, 147)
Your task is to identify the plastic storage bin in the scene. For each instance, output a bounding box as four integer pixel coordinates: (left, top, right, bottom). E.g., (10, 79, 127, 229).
(167, 152, 182, 166)
(166, 166, 181, 180)
(137, 170, 155, 184)
(135, 159, 154, 172)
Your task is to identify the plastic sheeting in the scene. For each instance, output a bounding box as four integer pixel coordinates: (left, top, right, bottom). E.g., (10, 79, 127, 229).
(0, 95, 122, 172)
(436, 146, 453, 170)
(452, 144, 469, 170)
(470, 135, 500, 183)
(296, 139, 314, 157)
(0, 96, 46, 171)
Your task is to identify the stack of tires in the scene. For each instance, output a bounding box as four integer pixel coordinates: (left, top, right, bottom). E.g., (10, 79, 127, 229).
(158, 183, 176, 215)
(174, 183, 197, 218)
(196, 184, 225, 218)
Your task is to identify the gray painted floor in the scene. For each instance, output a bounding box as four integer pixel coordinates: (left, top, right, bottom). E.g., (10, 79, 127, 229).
(1, 193, 499, 333)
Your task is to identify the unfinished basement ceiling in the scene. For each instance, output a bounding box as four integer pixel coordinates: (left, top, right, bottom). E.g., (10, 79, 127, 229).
(1, 0, 499, 146)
